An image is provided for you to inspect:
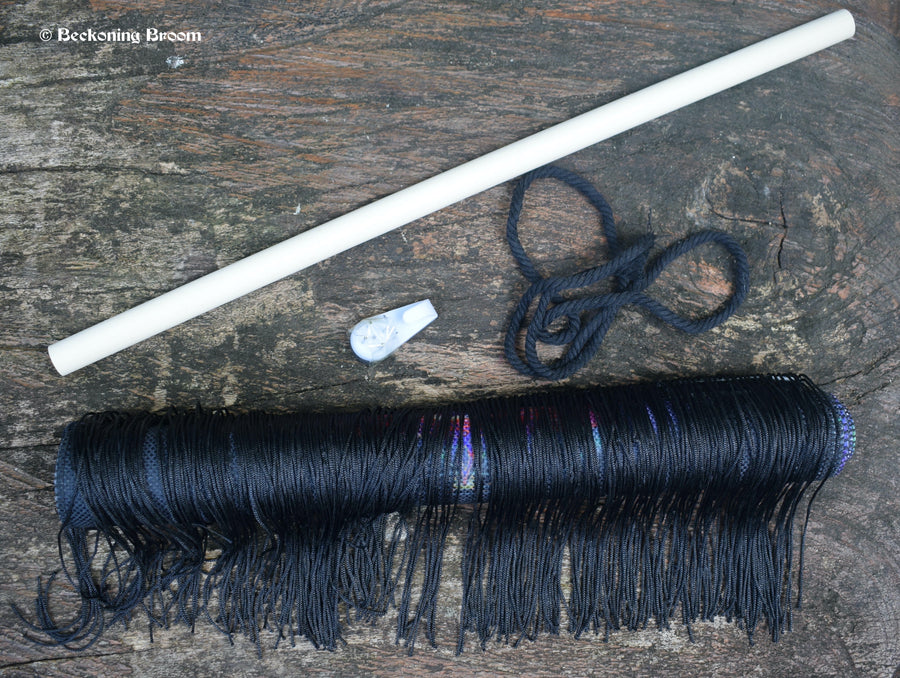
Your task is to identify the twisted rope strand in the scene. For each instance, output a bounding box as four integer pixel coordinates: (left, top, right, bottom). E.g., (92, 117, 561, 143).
(504, 165, 750, 379)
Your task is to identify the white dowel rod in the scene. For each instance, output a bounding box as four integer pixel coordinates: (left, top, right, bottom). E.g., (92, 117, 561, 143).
(48, 10, 855, 376)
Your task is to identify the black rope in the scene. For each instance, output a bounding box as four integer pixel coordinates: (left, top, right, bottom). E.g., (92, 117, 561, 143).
(504, 165, 750, 379)
(21, 375, 854, 653)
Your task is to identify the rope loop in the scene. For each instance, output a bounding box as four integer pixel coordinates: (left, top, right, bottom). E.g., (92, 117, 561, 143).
(504, 165, 750, 380)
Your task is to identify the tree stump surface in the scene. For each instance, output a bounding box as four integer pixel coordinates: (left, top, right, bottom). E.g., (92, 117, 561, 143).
(1, 1, 897, 676)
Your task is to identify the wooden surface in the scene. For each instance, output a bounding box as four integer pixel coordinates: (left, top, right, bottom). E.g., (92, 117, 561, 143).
(1, 1, 898, 676)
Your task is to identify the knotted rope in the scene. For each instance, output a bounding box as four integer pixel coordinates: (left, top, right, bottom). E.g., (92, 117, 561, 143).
(504, 165, 750, 379)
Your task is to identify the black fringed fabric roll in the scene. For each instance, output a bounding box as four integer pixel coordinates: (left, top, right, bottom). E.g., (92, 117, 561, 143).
(29, 374, 855, 653)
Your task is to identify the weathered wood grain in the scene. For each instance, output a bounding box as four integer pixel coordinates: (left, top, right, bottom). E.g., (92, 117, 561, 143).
(1, 1, 898, 676)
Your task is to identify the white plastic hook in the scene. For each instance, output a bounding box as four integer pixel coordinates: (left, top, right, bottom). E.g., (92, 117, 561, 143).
(349, 300, 438, 363)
